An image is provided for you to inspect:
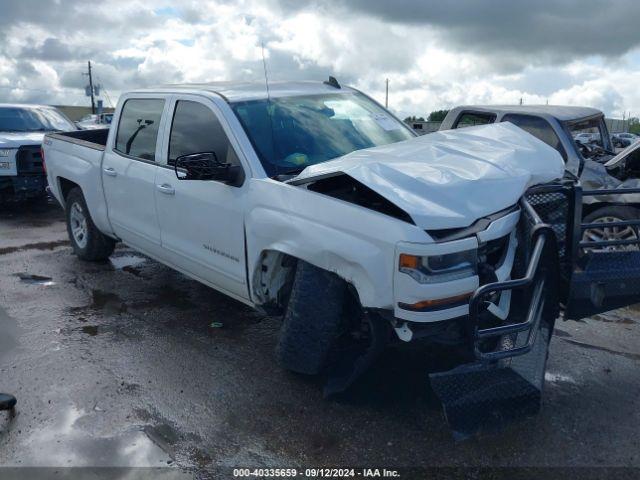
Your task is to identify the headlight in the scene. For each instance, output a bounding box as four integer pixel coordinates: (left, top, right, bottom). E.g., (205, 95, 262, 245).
(0, 161, 10, 169)
(0, 149, 15, 157)
(399, 250, 477, 283)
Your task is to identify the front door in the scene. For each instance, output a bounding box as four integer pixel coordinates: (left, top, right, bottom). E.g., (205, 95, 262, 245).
(154, 97, 249, 301)
(102, 97, 166, 251)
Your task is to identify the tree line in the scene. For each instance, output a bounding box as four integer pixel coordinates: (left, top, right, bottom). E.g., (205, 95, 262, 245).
(403, 110, 449, 124)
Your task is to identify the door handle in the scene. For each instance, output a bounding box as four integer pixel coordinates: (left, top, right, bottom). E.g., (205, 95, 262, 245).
(156, 183, 175, 195)
(103, 167, 117, 177)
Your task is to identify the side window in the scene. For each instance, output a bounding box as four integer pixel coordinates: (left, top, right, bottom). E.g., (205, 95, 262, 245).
(502, 114, 567, 161)
(115, 99, 164, 161)
(453, 112, 496, 129)
(168, 100, 241, 168)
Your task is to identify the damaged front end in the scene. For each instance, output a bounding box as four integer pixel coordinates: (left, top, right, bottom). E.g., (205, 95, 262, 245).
(428, 184, 574, 439)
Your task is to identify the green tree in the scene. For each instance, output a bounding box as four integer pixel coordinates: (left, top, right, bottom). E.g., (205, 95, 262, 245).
(427, 109, 449, 122)
(403, 115, 425, 123)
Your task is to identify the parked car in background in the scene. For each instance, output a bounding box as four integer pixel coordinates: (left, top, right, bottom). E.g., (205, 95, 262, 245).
(0, 104, 77, 201)
(574, 131, 600, 145)
(612, 132, 639, 148)
(43, 81, 640, 437)
(76, 113, 114, 130)
(441, 105, 640, 249)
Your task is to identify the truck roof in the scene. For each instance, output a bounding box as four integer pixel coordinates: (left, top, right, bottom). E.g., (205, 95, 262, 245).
(134, 81, 356, 102)
(448, 104, 603, 122)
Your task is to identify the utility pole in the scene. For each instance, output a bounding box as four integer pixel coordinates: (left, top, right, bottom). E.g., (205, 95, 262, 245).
(385, 78, 389, 108)
(85, 61, 96, 114)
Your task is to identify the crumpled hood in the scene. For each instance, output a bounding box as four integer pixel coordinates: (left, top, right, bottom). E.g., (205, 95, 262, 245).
(0, 131, 47, 148)
(293, 122, 565, 229)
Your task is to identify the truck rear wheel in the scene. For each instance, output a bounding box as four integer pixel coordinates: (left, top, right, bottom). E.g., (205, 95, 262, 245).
(276, 260, 347, 375)
(65, 187, 115, 261)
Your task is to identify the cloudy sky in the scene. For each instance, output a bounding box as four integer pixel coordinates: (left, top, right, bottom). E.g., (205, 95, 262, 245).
(1, 0, 640, 119)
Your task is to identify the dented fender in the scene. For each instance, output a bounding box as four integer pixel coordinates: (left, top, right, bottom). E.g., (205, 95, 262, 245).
(245, 178, 429, 309)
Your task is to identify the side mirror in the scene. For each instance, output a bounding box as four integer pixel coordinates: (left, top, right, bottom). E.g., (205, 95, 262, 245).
(174, 152, 242, 185)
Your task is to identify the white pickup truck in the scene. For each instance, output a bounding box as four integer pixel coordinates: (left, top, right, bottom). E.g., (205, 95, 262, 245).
(43, 80, 640, 437)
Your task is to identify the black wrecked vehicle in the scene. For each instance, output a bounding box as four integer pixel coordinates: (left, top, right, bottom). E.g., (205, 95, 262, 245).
(441, 105, 640, 250)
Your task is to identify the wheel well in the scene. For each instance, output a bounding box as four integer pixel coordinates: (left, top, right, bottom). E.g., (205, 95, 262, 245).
(582, 202, 640, 218)
(58, 177, 80, 202)
(252, 250, 362, 315)
(252, 250, 298, 314)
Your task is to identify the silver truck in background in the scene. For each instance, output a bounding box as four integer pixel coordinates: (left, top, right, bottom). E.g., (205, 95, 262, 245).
(0, 104, 77, 202)
(441, 105, 640, 250)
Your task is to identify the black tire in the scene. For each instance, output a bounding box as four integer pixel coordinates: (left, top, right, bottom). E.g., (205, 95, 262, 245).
(583, 205, 640, 251)
(65, 187, 115, 261)
(276, 260, 347, 375)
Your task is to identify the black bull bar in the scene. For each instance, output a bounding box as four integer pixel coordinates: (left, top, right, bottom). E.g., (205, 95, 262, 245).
(429, 195, 561, 440)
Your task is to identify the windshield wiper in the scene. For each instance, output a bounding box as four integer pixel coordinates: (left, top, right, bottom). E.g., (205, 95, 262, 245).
(280, 167, 306, 176)
(272, 167, 307, 182)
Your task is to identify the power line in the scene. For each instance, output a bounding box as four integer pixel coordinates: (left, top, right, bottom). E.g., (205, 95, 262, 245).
(95, 75, 114, 108)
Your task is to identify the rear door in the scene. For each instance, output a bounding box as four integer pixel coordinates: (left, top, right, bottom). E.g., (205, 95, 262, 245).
(102, 96, 167, 252)
(154, 95, 249, 301)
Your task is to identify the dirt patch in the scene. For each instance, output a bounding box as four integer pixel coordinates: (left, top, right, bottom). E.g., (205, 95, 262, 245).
(0, 239, 69, 256)
(75, 289, 128, 315)
(562, 338, 640, 361)
(591, 314, 636, 325)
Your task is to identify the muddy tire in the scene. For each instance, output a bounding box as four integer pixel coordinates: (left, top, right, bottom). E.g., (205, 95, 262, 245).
(65, 187, 115, 261)
(276, 261, 347, 375)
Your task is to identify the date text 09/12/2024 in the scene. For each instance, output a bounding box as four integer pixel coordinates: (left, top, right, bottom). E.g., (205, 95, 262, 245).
(232, 468, 401, 478)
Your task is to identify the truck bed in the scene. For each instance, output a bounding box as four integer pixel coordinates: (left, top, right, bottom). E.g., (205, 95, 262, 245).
(46, 129, 109, 151)
(44, 127, 113, 235)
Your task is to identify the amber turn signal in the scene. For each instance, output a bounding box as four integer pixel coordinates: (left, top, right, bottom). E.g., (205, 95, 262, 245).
(398, 291, 473, 312)
(399, 254, 420, 269)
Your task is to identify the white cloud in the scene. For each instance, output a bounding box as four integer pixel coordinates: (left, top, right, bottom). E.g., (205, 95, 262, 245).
(1, 0, 640, 120)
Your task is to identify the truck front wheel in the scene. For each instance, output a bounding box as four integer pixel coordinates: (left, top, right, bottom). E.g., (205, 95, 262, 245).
(65, 188, 115, 261)
(276, 260, 347, 375)
(582, 205, 640, 251)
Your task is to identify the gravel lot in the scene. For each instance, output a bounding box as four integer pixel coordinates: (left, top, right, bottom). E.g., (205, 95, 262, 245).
(0, 200, 639, 477)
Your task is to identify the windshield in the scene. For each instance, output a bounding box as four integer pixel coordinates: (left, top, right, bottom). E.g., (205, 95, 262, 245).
(231, 92, 415, 177)
(0, 107, 76, 132)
